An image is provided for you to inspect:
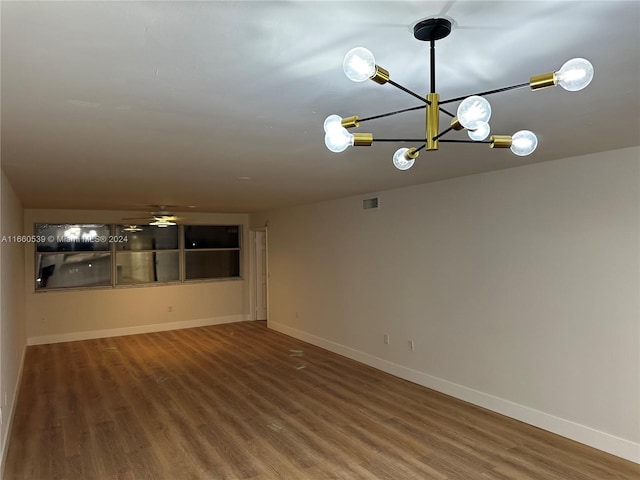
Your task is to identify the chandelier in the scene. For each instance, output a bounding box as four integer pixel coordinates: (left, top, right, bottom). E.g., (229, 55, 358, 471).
(323, 18, 594, 170)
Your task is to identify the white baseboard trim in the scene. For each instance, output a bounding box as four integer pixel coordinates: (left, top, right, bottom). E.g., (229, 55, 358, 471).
(1, 343, 27, 478)
(268, 320, 640, 464)
(27, 314, 251, 346)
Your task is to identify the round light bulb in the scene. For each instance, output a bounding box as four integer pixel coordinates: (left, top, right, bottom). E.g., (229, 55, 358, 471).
(457, 96, 492, 129)
(343, 47, 376, 82)
(468, 121, 490, 141)
(555, 58, 593, 92)
(510, 130, 538, 156)
(325, 127, 354, 153)
(392, 148, 415, 170)
(323, 114, 343, 133)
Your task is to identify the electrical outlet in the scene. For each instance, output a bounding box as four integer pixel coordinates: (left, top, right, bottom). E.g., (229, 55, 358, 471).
(383, 333, 390, 345)
(167, 305, 173, 312)
(409, 340, 414, 352)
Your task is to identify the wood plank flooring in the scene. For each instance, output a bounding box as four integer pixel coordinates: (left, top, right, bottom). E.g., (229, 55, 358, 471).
(4, 321, 638, 479)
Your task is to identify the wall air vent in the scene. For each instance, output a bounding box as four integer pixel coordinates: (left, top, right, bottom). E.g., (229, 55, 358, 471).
(363, 197, 379, 210)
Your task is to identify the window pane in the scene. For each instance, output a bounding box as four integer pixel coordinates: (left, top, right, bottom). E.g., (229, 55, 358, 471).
(36, 224, 110, 252)
(185, 251, 240, 280)
(116, 252, 179, 284)
(36, 253, 111, 289)
(184, 226, 240, 249)
(115, 225, 178, 250)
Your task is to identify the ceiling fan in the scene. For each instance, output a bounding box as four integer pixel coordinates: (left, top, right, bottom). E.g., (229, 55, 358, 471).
(122, 205, 185, 228)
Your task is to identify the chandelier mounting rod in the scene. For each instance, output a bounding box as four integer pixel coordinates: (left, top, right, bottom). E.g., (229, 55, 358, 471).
(430, 38, 436, 94)
(413, 17, 452, 93)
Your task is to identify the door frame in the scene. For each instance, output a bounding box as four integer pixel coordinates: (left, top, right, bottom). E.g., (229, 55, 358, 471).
(249, 227, 268, 321)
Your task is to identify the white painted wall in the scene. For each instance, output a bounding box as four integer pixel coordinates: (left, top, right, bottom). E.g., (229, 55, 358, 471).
(0, 171, 27, 471)
(251, 147, 640, 463)
(24, 209, 251, 343)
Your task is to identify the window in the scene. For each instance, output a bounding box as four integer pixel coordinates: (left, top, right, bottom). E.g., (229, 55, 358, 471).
(115, 225, 179, 285)
(184, 226, 241, 280)
(33, 223, 242, 290)
(35, 224, 112, 290)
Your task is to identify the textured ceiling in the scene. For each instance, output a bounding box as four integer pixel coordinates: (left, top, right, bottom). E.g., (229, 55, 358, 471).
(2, 1, 639, 214)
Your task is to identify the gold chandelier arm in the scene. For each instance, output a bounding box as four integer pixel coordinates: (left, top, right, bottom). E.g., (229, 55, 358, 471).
(412, 144, 426, 155)
(529, 72, 557, 90)
(426, 93, 439, 151)
(340, 116, 360, 128)
(450, 118, 464, 130)
(370, 65, 390, 85)
(352, 133, 373, 146)
(489, 135, 513, 148)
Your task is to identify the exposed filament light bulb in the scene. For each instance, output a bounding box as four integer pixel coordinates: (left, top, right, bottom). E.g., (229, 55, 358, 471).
(510, 130, 538, 156)
(468, 121, 490, 141)
(324, 114, 343, 133)
(392, 147, 418, 170)
(457, 96, 492, 130)
(556, 58, 594, 91)
(343, 47, 376, 82)
(325, 127, 354, 153)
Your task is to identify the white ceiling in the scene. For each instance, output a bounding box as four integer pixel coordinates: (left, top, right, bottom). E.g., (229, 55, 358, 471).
(2, 1, 639, 214)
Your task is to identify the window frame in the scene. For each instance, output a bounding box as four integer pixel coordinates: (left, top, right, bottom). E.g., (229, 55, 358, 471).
(114, 224, 181, 287)
(183, 225, 242, 282)
(34, 223, 113, 291)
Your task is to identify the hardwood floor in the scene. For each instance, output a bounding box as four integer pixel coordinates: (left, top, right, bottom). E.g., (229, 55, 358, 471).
(4, 321, 638, 479)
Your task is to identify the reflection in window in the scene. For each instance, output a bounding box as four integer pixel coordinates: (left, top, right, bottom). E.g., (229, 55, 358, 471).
(185, 250, 240, 280)
(36, 253, 111, 290)
(33, 223, 242, 290)
(184, 225, 239, 249)
(35, 223, 112, 290)
(116, 252, 179, 284)
(115, 224, 179, 285)
(115, 225, 178, 250)
(36, 224, 110, 252)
